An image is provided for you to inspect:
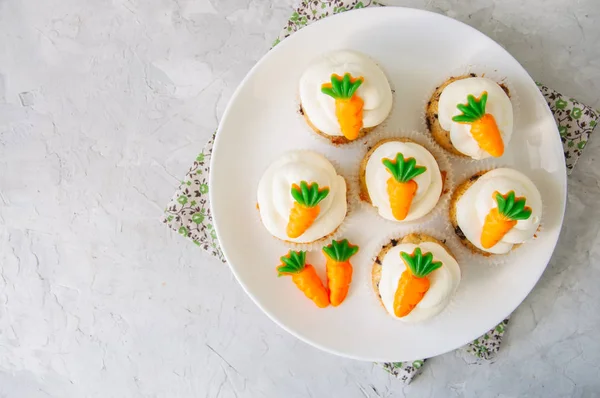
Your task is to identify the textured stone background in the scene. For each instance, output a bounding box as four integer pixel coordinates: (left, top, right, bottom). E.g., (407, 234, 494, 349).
(0, 0, 599, 396)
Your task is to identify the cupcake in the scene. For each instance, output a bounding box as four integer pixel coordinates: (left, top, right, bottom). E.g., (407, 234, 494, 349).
(257, 150, 347, 245)
(299, 50, 393, 144)
(359, 138, 444, 222)
(426, 74, 513, 160)
(450, 168, 542, 256)
(372, 233, 461, 323)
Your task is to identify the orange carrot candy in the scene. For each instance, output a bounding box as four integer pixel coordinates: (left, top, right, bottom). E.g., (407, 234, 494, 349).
(382, 153, 427, 221)
(277, 250, 330, 308)
(452, 92, 504, 157)
(480, 191, 532, 249)
(393, 248, 443, 318)
(322, 239, 359, 306)
(286, 181, 329, 239)
(321, 73, 365, 141)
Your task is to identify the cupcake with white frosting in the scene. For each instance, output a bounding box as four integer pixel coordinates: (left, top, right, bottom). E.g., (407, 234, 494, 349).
(257, 150, 347, 245)
(426, 74, 513, 160)
(450, 168, 542, 256)
(359, 138, 444, 223)
(372, 233, 461, 323)
(299, 50, 393, 144)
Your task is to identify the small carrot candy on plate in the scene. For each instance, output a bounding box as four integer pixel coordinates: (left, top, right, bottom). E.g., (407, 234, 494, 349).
(321, 73, 365, 141)
(452, 91, 504, 157)
(286, 181, 329, 239)
(322, 239, 359, 306)
(382, 153, 427, 221)
(480, 190, 532, 249)
(393, 248, 442, 317)
(277, 250, 330, 308)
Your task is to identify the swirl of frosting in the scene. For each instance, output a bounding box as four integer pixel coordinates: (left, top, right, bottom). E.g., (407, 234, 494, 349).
(299, 50, 393, 136)
(365, 141, 442, 222)
(456, 168, 542, 254)
(379, 242, 461, 322)
(257, 151, 347, 243)
(438, 77, 513, 159)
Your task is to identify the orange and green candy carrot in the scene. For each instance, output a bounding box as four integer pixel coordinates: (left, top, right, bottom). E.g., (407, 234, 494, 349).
(323, 239, 359, 307)
(277, 250, 329, 308)
(382, 153, 427, 221)
(393, 248, 442, 317)
(321, 73, 365, 141)
(286, 181, 329, 239)
(480, 191, 532, 249)
(452, 91, 504, 157)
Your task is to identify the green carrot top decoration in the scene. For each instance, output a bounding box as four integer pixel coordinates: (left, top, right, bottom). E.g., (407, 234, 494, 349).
(452, 92, 489, 123)
(322, 239, 359, 262)
(321, 73, 364, 99)
(400, 248, 443, 278)
(493, 191, 532, 220)
(290, 181, 329, 208)
(276, 250, 307, 276)
(382, 153, 427, 183)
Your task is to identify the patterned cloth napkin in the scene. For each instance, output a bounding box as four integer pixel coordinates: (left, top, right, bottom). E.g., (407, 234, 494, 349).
(162, 0, 599, 384)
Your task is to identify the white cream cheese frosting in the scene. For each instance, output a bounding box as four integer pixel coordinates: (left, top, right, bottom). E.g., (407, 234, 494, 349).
(257, 151, 347, 243)
(299, 50, 393, 137)
(438, 77, 513, 159)
(379, 242, 461, 323)
(365, 141, 442, 222)
(456, 168, 542, 254)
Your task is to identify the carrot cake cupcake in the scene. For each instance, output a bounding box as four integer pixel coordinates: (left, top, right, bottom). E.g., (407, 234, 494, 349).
(257, 150, 347, 244)
(359, 139, 443, 222)
(450, 168, 542, 256)
(426, 75, 513, 160)
(372, 233, 461, 323)
(299, 50, 393, 144)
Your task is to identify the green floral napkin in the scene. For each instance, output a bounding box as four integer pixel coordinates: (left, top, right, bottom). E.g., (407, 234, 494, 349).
(162, 0, 599, 385)
(537, 83, 598, 172)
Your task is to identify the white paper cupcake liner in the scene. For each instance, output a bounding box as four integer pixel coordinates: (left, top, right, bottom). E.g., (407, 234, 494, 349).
(449, 162, 543, 266)
(257, 153, 357, 252)
(357, 130, 455, 228)
(421, 64, 520, 164)
(368, 226, 461, 324)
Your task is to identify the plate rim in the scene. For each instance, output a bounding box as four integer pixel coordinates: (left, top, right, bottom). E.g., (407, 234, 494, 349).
(209, 6, 567, 361)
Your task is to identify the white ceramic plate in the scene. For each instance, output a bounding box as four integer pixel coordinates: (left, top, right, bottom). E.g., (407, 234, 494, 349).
(210, 7, 566, 361)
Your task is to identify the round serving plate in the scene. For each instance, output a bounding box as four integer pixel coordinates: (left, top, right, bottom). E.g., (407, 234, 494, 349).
(210, 7, 566, 361)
